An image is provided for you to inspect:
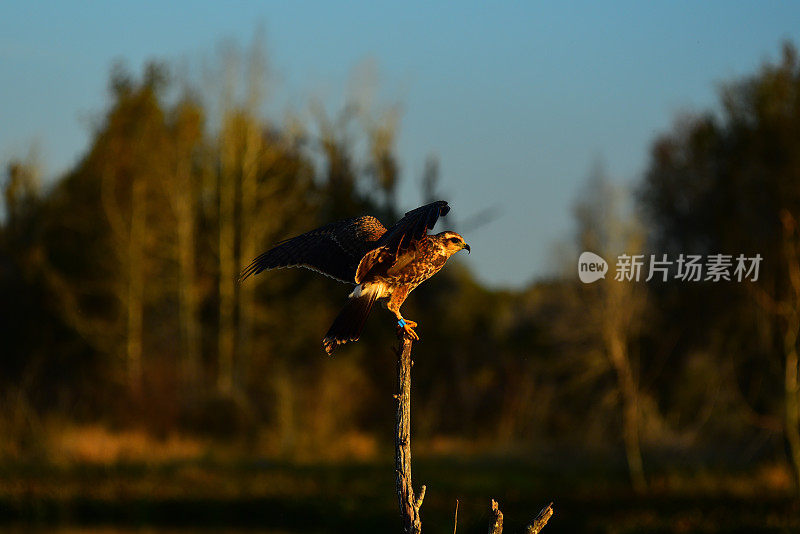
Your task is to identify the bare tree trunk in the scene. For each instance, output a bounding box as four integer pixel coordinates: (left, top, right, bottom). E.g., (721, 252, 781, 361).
(605, 327, 646, 493)
(783, 320, 800, 489)
(779, 210, 800, 491)
(101, 169, 137, 390)
(126, 177, 146, 395)
(395, 336, 425, 534)
(236, 118, 260, 392)
(217, 125, 237, 395)
(236, 37, 267, 391)
(175, 177, 200, 397)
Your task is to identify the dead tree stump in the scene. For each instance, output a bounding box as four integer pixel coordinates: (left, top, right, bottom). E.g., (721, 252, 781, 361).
(395, 335, 425, 533)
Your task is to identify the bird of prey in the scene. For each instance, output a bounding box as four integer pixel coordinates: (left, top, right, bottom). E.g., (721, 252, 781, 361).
(238, 200, 470, 354)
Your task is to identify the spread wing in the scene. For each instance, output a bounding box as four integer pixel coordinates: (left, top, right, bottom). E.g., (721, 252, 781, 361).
(355, 200, 450, 283)
(239, 215, 387, 284)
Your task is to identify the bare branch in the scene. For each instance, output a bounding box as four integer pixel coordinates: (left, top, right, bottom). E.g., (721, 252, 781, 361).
(415, 485, 426, 511)
(488, 499, 504, 534)
(526, 502, 554, 534)
(489, 500, 554, 534)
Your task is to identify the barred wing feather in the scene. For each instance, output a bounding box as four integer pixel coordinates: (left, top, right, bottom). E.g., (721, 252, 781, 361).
(238, 216, 386, 284)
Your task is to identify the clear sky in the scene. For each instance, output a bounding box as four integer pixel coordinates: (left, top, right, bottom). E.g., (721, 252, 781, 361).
(2, 1, 799, 288)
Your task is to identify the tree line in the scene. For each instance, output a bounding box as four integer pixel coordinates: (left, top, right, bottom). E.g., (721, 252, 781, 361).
(2, 40, 800, 492)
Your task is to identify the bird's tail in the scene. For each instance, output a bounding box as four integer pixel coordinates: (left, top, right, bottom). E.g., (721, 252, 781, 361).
(323, 285, 379, 355)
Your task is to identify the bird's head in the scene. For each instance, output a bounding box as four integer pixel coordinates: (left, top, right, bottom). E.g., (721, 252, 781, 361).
(436, 231, 470, 256)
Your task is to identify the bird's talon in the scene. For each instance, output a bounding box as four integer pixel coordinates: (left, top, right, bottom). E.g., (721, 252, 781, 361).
(404, 324, 419, 341)
(395, 324, 419, 340)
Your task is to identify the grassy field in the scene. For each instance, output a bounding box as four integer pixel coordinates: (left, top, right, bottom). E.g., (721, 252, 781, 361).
(0, 455, 797, 533)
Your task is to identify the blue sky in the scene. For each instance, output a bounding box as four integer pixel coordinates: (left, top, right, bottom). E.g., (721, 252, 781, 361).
(1, 2, 799, 287)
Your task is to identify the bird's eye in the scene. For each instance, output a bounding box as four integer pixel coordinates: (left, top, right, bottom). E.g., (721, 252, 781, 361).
(448, 237, 460, 244)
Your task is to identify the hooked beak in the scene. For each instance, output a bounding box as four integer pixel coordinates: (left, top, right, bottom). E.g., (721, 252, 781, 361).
(463, 243, 471, 254)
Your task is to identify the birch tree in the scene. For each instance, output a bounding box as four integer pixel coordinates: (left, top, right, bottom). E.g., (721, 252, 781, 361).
(574, 170, 648, 492)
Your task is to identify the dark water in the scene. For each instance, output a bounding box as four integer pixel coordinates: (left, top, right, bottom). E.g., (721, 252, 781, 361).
(4, 495, 798, 533)
(1, 459, 797, 533)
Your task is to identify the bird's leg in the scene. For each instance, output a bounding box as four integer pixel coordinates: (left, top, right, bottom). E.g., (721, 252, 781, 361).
(395, 313, 419, 341)
(388, 287, 418, 340)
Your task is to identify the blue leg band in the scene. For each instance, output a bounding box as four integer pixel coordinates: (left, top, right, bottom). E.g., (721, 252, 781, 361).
(398, 318, 406, 327)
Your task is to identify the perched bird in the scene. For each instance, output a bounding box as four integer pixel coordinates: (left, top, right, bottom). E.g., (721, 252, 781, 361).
(238, 200, 470, 354)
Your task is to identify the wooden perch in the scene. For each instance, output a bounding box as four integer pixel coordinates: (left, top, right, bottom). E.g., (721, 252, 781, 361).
(489, 500, 553, 534)
(395, 334, 425, 533)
